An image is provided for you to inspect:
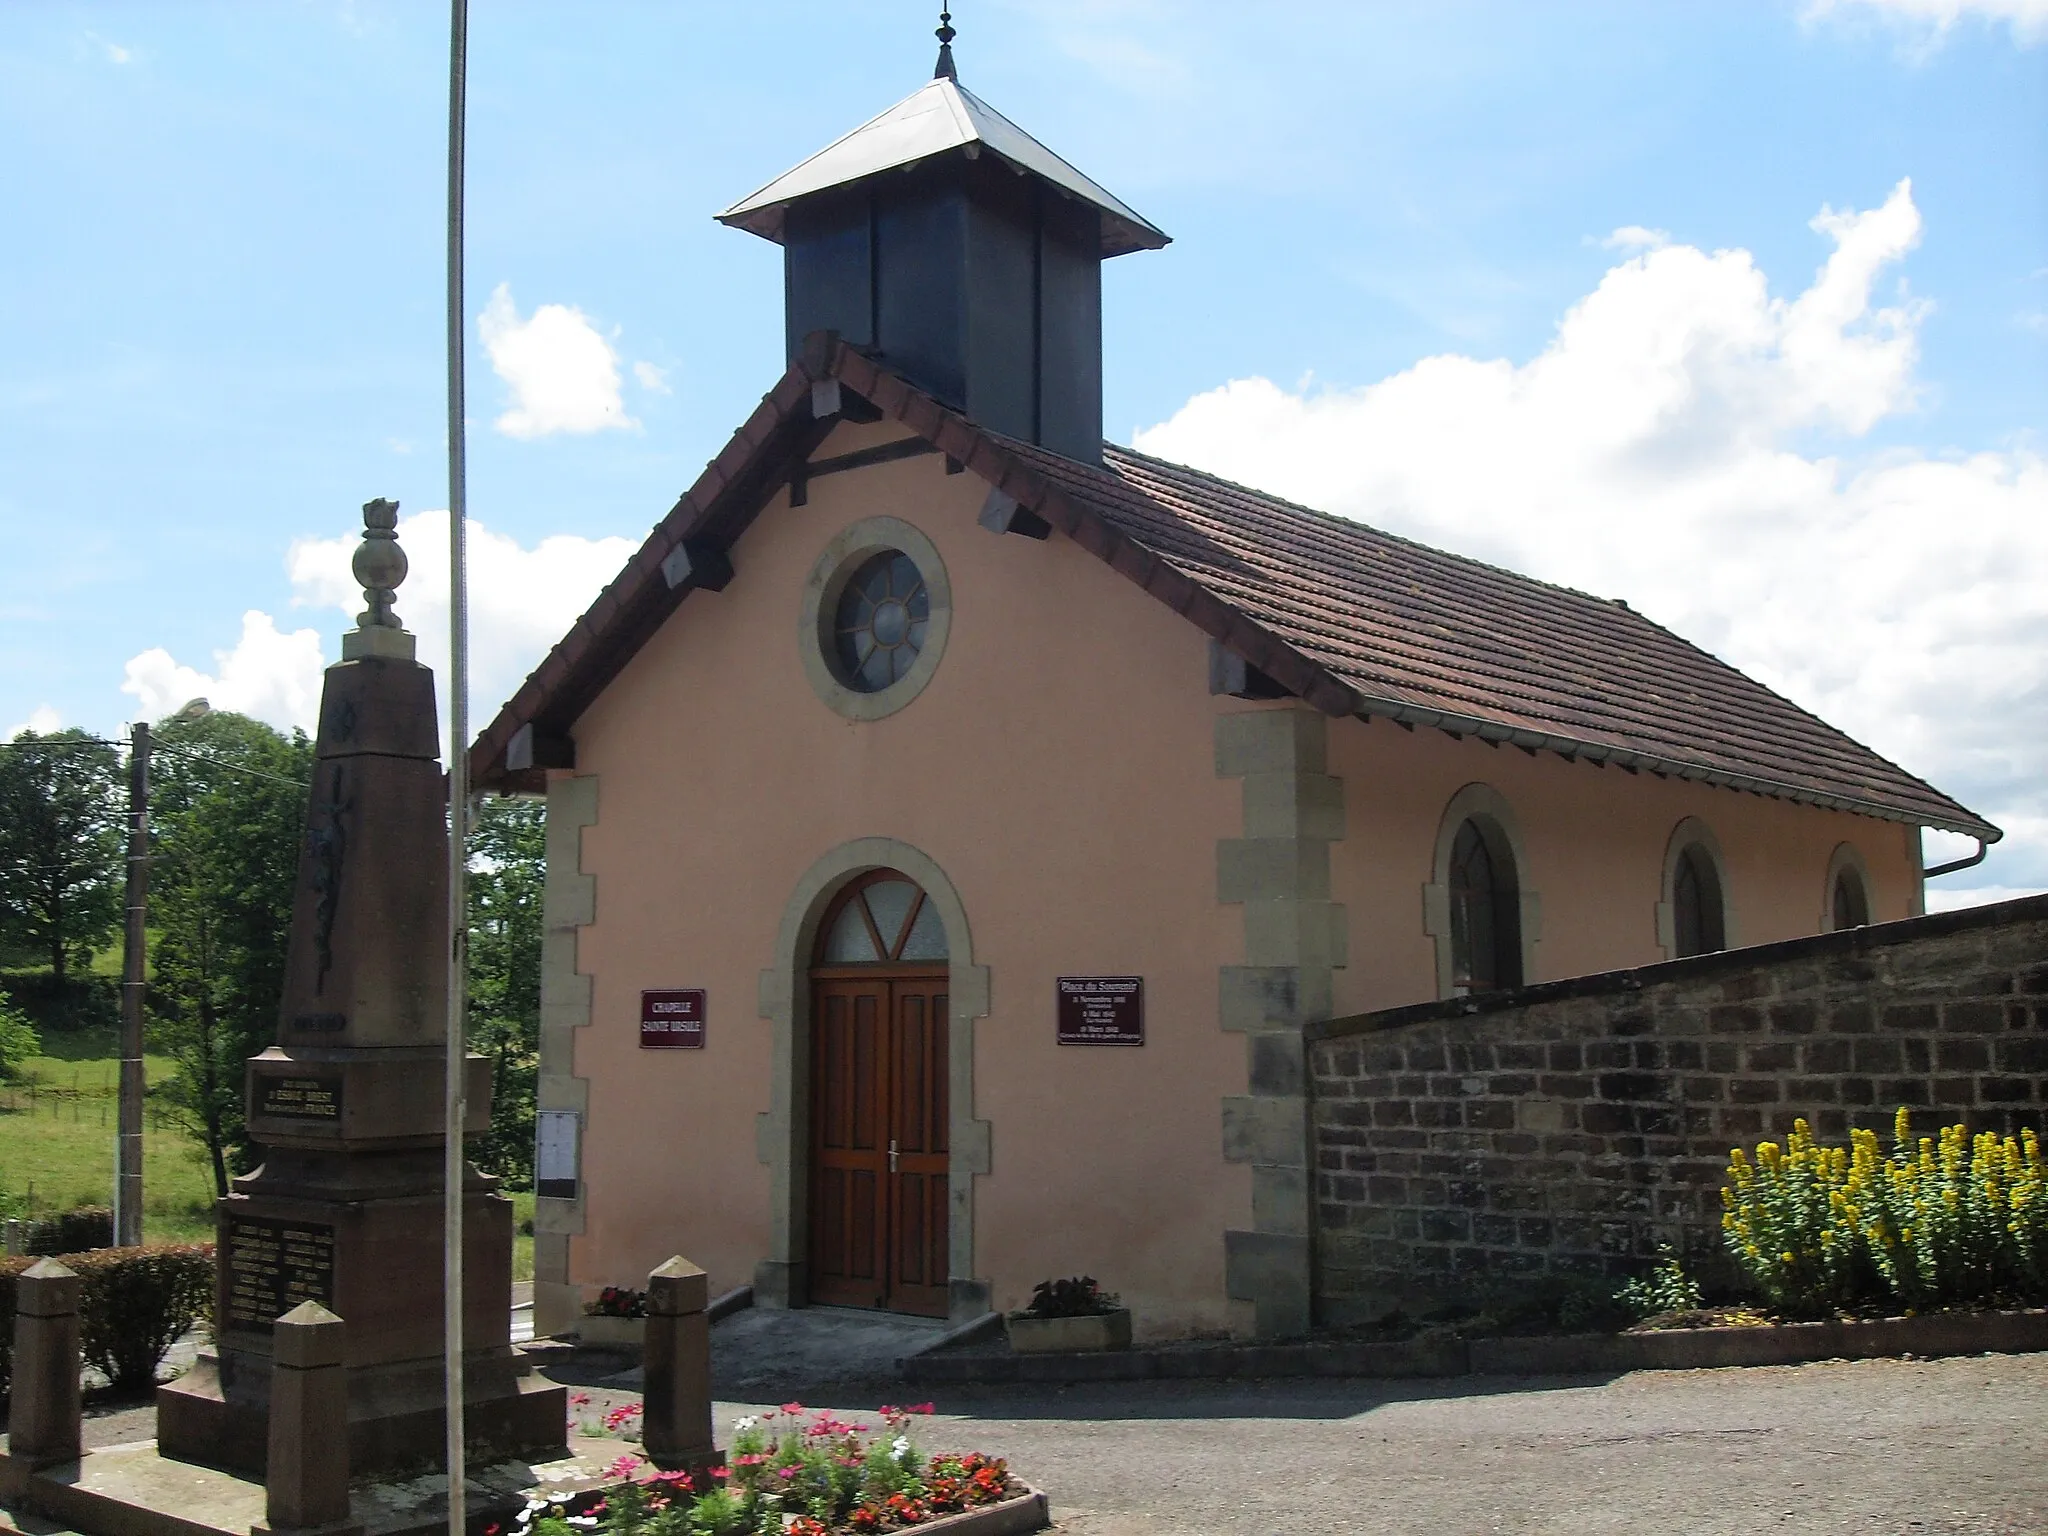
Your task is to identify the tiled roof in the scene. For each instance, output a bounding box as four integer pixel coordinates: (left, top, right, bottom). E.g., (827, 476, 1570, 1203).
(1012, 440, 1993, 838)
(469, 336, 1994, 843)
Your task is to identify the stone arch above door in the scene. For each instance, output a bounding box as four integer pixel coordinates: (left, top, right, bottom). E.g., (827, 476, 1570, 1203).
(754, 837, 992, 1320)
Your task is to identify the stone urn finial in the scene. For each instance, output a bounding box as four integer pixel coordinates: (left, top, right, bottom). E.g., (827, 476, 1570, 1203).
(341, 498, 417, 661)
(353, 498, 407, 630)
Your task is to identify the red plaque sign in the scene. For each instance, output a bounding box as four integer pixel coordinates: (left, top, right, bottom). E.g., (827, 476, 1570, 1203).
(1056, 976, 1143, 1046)
(639, 989, 706, 1049)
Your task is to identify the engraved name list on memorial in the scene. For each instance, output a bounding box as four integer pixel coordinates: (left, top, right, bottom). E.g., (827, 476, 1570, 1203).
(225, 1216, 337, 1332)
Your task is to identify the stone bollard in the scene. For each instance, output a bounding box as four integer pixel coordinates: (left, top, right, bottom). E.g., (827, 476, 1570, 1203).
(641, 1256, 723, 1475)
(252, 1301, 360, 1536)
(6, 1258, 83, 1468)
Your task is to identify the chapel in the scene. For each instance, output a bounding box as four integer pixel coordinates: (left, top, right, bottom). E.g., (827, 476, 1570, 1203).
(471, 25, 1998, 1341)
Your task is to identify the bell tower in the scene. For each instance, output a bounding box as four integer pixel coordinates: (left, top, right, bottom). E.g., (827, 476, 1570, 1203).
(716, 13, 1168, 465)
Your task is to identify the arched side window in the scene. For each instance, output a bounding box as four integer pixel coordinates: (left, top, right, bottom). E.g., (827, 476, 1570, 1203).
(1823, 842, 1873, 932)
(1657, 818, 1734, 960)
(1424, 784, 1538, 999)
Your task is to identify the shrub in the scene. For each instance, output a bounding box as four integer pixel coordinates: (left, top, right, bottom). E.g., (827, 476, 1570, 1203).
(1615, 1246, 1704, 1320)
(0, 992, 39, 1080)
(0, 972, 120, 1035)
(68, 1244, 215, 1392)
(0, 1243, 213, 1399)
(22, 1206, 114, 1256)
(0, 1255, 27, 1397)
(1722, 1110, 2047, 1317)
(1018, 1275, 1120, 1318)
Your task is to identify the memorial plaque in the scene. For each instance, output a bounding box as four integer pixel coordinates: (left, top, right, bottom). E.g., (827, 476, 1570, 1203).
(536, 1109, 580, 1200)
(257, 1072, 344, 1121)
(293, 1011, 347, 1033)
(224, 1216, 336, 1332)
(640, 989, 706, 1049)
(1056, 976, 1144, 1045)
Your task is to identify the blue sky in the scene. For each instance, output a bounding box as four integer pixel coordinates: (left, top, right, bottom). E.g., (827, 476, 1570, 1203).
(2, 1, 2043, 903)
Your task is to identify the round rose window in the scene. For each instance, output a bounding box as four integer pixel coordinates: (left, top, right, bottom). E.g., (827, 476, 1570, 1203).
(831, 551, 930, 692)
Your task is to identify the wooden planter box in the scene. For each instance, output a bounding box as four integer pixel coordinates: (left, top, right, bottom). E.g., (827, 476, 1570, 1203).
(1005, 1308, 1132, 1354)
(577, 1314, 645, 1350)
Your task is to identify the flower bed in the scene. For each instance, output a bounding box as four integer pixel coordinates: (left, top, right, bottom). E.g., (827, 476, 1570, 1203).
(509, 1403, 1039, 1536)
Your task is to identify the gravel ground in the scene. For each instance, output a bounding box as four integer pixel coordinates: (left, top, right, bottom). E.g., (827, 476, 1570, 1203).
(62, 1349, 2048, 1534)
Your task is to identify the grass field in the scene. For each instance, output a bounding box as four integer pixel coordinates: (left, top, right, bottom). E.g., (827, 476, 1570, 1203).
(3, 1024, 538, 1274)
(0, 1026, 219, 1243)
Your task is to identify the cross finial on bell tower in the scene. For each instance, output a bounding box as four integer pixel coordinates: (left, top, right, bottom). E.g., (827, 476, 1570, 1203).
(933, 8, 957, 80)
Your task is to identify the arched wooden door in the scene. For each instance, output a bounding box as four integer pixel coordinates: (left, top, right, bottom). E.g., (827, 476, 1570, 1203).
(808, 871, 949, 1316)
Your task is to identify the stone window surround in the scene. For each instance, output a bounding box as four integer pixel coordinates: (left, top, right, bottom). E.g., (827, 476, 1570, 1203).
(798, 517, 953, 722)
(754, 836, 993, 1322)
(1656, 815, 1738, 960)
(1823, 839, 1875, 932)
(1422, 782, 1542, 998)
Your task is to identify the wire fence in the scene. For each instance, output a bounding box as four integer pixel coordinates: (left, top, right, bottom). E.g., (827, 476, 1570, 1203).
(0, 1070, 178, 1129)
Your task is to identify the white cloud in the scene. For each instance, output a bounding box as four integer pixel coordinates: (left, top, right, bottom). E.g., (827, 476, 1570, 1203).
(122, 611, 327, 733)
(632, 360, 671, 394)
(1133, 178, 2047, 907)
(478, 283, 637, 439)
(286, 509, 637, 750)
(117, 514, 634, 756)
(6, 706, 64, 740)
(1805, 0, 2048, 45)
(1602, 226, 1670, 252)
(85, 32, 133, 64)
(1926, 885, 2048, 912)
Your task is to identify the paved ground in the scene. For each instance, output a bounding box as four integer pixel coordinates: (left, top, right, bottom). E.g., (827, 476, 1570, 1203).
(40, 1315, 2048, 1534)
(562, 1351, 2048, 1536)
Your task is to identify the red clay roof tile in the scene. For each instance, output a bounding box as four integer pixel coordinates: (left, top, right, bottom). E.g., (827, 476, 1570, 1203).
(466, 344, 1992, 842)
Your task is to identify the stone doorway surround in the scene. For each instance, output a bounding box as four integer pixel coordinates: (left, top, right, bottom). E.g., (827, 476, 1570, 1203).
(756, 838, 993, 1322)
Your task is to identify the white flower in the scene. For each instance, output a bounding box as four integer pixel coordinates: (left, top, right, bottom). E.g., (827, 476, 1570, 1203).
(733, 1415, 759, 1432)
(891, 1435, 912, 1462)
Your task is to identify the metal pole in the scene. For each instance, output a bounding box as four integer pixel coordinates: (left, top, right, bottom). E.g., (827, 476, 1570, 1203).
(444, 0, 471, 1528)
(117, 721, 149, 1248)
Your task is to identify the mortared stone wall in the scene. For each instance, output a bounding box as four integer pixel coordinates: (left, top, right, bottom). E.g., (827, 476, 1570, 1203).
(1308, 894, 2048, 1322)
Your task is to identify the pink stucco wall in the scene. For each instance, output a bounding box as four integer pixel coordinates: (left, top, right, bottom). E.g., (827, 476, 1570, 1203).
(563, 422, 1249, 1335)
(1323, 718, 1922, 1018)
(556, 419, 1931, 1336)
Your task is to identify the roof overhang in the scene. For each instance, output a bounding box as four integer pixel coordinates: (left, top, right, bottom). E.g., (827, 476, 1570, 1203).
(716, 77, 1169, 258)
(465, 334, 1999, 850)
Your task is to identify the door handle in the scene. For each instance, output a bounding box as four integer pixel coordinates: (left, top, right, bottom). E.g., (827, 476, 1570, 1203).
(888, 1139, 899, 1173)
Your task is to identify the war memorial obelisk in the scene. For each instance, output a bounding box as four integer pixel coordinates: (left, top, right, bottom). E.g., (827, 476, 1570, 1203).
(157, 500, 566, 1477)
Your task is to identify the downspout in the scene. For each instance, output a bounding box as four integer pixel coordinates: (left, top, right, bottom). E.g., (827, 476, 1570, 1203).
(1924, 833, 1995, 880)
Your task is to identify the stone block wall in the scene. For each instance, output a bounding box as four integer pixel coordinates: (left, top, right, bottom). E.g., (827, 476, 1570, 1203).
(1308, 894, 2048, 1321)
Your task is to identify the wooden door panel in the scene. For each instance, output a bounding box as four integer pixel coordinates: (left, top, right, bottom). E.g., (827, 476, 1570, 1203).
(883, 982, 950, 1317)
(810, 981, 887, 1308)
(809, 973, 950, 1316)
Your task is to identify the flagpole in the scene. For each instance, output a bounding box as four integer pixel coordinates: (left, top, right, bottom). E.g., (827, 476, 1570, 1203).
(444, 0, 471, 1530)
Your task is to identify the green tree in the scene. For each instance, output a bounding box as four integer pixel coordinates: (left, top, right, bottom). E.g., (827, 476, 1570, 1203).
(466, 796, 543, 1187)
(0, 729, 123, 983)
(0, 992, 41, 1081)
(148, 712, 312, 1197)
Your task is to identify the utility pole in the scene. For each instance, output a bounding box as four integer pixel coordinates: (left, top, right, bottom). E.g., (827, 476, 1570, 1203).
(117, 720, 149, 1248)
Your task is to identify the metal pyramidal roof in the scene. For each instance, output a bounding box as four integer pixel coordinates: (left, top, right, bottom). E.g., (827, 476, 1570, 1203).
(717, 77, 1169, 258)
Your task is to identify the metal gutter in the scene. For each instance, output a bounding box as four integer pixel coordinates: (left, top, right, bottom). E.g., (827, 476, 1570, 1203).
(1342, 693, 2002, 843)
